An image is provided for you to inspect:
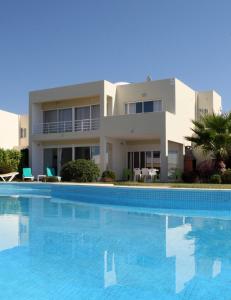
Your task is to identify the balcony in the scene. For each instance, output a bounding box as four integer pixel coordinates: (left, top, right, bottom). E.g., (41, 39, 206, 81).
(33, 118, 100, 134)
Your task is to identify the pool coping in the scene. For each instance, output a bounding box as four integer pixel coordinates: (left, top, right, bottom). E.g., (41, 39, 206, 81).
(1, 181, 231, 191)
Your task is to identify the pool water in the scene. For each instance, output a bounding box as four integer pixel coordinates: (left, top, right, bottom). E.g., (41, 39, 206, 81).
(0, 184, 231, 299)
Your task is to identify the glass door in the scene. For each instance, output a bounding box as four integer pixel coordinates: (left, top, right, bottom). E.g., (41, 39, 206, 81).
(44, 148, 58, 174)
(58, 109, 72, 132)
(75, 106, 90, 131)
(60, 148, 73, 167)
(43, 110, 58, 133)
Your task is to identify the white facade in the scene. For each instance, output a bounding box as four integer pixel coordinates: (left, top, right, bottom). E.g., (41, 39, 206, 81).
(29, 78, 222, 181)
(0, 110, 29, 150)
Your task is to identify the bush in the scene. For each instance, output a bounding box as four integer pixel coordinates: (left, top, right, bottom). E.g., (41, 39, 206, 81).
(182, 171, 199, 183)
(221, 169, 231, 184)
(196, 160, 215, 182)
(122, 168, 133, 181)
(210, 174, 221, 184)
(60, 159, 100, 182)
(101, 170, 116, 181)
(0, 148, 21, 174)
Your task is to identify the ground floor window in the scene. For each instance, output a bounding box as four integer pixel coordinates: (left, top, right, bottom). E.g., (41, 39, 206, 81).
(44, 145, 100, 174)
(61, 148, 72, 167)
(168, 150, 179, 178)
(128, 151, 160, 170)
(44, 148, 58, 174)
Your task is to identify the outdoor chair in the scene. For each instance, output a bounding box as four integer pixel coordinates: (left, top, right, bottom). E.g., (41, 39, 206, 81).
(23, 168, 34, 181)
(141, 168, 150, 181)
(46, 167, 61, 182)
(0, 172, 19, 182)
(149, 168, 158, 180)
(133, 168, 141, 181)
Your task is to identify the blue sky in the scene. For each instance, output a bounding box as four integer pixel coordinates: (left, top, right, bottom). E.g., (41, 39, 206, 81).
(0, 0, 230, 114)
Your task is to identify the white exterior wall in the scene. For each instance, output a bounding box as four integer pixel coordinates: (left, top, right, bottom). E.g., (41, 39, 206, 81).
(29, 78, 221, 181)
(196, 91, 222, 120)
(0, 110, 29, 150)
(0, 110, 19, 149)
(19, 115, 29, 149)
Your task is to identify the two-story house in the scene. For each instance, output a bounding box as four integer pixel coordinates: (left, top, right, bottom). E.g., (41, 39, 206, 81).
(0, 109, 28, 150)
(29, 78, 221, 181)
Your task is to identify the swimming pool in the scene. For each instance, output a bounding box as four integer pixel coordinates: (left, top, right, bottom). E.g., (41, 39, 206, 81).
(0, 183, 231, 299)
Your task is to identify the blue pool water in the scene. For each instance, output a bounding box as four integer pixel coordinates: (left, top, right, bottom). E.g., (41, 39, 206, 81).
(0, 183, 231, 299)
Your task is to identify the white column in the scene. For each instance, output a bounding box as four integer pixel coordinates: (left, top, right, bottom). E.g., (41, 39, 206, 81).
(160, 138, 168, 182)
(178, 143, 185, 171)
(31, 142, 43, 176)
(100, 136, 108, 174)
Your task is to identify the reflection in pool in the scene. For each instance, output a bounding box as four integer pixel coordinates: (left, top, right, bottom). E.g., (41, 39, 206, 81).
(0, 195, 231, 299)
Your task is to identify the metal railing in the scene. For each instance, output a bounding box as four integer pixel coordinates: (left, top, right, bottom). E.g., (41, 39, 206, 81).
(33, 119, 100, 134)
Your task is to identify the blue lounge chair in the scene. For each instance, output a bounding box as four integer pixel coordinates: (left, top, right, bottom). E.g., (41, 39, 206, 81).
(23, 168, 34, 181)
(46, 167, 61, 182)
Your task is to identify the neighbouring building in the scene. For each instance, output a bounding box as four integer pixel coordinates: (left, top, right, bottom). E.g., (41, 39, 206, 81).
(29, 78, 221, 181)
(0, 110, 29, 150)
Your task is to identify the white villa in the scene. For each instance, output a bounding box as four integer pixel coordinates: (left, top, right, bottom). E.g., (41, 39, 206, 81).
(29, 78, 221, 181)
(0, 109, 28, 150)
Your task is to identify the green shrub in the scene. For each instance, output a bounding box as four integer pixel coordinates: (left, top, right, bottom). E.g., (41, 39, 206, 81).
(122, 168, 133, 181)
(60, 159, 100, 182)
(210, 174, 221, 184)
(0, 148, 21, 174)
(182, 171, 199, 183)
(221, 169, 231, 184)
(101, 170, 116, 181)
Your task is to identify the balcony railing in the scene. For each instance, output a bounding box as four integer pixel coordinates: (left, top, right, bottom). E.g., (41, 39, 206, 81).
(33, 119, 100, 134)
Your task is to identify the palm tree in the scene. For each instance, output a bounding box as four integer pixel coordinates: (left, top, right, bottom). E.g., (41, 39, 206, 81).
(185, 113, 231, 172)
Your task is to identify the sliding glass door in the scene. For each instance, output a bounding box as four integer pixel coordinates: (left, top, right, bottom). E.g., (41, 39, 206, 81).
(58, 109, 72, 132)
(75, 105, 100, 131)
(43, 110, 58, 133)
(128, 151, 160, 170)
(60, 148, 72, 167)
(44, 148, 58, 173)
(75, 106, 91, 131)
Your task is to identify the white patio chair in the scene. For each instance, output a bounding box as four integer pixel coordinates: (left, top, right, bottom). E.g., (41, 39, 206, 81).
(149, 169, 158, 181)
(141, 168, 150, 181)
(0, 172, 19, 182)
(133, 168, 141, 181)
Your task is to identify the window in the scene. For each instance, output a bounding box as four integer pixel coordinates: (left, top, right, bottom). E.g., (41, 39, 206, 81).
(75, 105, 100, 131)
(44, 110, 57, 123)
(153, 151, 160, 158)
(129, 103, 136, 114)
(125, 100, 162, 114)
(58, 109, 72, 132)
(134, 152, 140, 168)
(91, 146, 100, 164)
(107, 98, 112, 116)
(199, 108, 208, 114)
(75, 147, 91, 160)
(153, 100, 162, 112)
(125, 103, 128, 115)
(20, 128, 27, 138)
(136, 102, 142, 113)
(91, 105, 100, 119)
(60, 148, 72, 167)
(127, 150, 160, 169)
(75, 146, 100, 162)
(75, 106, 90, 121)
(144, 101, 153, 113)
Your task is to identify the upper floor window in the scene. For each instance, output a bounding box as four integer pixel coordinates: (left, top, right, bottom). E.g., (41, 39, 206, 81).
(125, 100, 162, 115)
(199, 108, 208, 114)
(20, 128, 27, 138)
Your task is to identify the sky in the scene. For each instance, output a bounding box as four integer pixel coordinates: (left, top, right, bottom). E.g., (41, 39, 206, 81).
(0, 0, 231, 114)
